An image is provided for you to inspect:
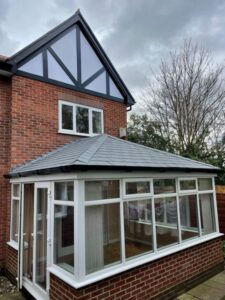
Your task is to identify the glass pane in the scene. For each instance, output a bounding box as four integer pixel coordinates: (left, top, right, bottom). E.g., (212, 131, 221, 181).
(19, 53, 43, 76)
(47, 51, 74, 85)
(126, 181, 150, 195)
(54, 205, 74, 273)
(124, 199, 152, 259)
(23, 184, 34, 280)
(51, 28, 77, 79)
(92, 110, 102, 134)
(54, 182, 74, 201)
(199, 194, 215, 235)
(179, 195, 199, 241)
(198, 178, 213, 191)
(61, 104, 73, 130)
(11, 200, 19, 242)
(86, 203, 120, 274)
(13, 184, 20, 197)
(76, 106, 89, 134)
(155, 197, 178, 249)
(109, 77, 123, 99)
(85, 180, 120, 201)
(80, 31, 103, 82)
(35, 188, 48, 289)
(180, 180, 196, 191)
(154, 179, 176, 194)
(85, 72, 106, 94)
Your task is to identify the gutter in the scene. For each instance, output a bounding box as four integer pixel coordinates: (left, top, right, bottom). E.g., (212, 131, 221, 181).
(5, 165, 220, 179)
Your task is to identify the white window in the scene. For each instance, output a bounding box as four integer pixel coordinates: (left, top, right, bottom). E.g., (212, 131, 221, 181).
(59, 100, 103, 136)
(53, 181, 74, 274)
(10, 184, 20, 244)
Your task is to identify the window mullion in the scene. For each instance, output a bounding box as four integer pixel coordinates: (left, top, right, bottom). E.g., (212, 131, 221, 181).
(151, 180, 157, 253)
(196, 180, 202, 237)
(120, 180, 126, 264)
(73, 104, 76, 134)
(176, 179, 182, 244)
(89, 109, 92, 135)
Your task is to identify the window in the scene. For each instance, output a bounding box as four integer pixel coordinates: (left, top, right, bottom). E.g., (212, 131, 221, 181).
(53, 181, 74, 273)
(85, 180, 121, 274)
(179, 179, 196, 191)
(199, 194, 215, 235)
(125, 180, 151, 196)
(59, 101, 103, 136)
(154, 179, 176, 194)
(11, 184, 20, 243)
(198, 178, 213, 191)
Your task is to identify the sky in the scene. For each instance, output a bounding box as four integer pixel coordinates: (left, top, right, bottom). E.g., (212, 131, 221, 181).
(1, 0, 225, 108)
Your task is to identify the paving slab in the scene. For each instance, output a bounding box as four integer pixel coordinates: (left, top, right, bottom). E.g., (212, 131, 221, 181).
(176, 294, 199, 300)
(188, 283, 225, 300)
(204, 278, 225, 291)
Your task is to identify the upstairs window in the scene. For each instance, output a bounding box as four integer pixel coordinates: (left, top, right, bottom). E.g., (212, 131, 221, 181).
(59, 100, 103, 136)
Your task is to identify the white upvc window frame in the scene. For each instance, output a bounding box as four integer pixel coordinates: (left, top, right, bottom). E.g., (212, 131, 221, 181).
(123, 178, 152, 199)
(9, 183, 21, 249)
(58, 100, 104, 136)
(10, 173, 221, 289)
(178, 177, 197, 194)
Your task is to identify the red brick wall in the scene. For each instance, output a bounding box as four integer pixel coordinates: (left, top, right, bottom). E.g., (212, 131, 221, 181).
(5, 245, 17, 284)
(10, 76, 127, 169)
(0, 77, 11, 265)
(50, 238, 224, 300)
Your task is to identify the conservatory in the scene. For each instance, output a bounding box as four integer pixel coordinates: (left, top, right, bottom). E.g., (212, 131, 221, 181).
(7, 134, 221, 300)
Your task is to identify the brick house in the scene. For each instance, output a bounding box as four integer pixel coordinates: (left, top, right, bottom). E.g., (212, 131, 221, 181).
(0, 10, 224, 300)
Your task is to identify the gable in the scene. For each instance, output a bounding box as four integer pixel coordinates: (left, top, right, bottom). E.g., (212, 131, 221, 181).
(10, 11, 135, 105)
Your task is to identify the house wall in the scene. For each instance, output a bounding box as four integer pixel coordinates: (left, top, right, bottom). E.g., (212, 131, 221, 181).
(0, 77, 11, 269)
(50, 237, 223, 300)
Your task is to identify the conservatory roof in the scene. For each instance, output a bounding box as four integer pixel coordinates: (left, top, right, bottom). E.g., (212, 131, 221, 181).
(7, 134, 219, 178)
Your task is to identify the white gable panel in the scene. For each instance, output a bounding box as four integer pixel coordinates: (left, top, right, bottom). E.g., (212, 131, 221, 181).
(85, 72, 106, 94)
(109, 77, 123, 99)
(80, 31, 103, 83)
(19, 53, 43, 76)
(51, 28, 77, 79)
(47, 51, 74, 85)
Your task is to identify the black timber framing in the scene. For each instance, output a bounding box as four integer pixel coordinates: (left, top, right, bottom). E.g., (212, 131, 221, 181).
(6, 10, 135, 106)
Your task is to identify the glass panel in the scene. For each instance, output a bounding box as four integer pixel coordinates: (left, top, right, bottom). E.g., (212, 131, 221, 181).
(109, 77, 123, 99)
(179, 195, 199, 241)
(47, 51, 74, 85)
(85, 180, 120, 201)
(76, 106, 89, 134)
(126, 181, 150, 195)
(154, 179, 176, 194)
(92, 110, 102, 134)
(23, 184, 34, 280)
(19, 53, 43, 76)
(55, 182, 74, 201)
(54, 205, 74, 273)
(124, 199, 152, 259)
(85, 203, 120, 274)
(155, 197, 178, 249)
(35, 188, 48, 289)
(199, 194, 215, 235)
(61, 104, 73, 130)
(80, 31, 103, 82)
(51, 28, 77, 79)
(180, 179, 196, 191)
(13, 184, 20, 197)
(85, 72, 106, 94)
(198, 178, 213, 191)
(11, 200, 19, 242)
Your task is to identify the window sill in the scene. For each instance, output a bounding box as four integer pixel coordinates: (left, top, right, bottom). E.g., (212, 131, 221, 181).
(58, 130, 102, 137)
(48, 232, 223, 289)
(7, 240, 18, 251)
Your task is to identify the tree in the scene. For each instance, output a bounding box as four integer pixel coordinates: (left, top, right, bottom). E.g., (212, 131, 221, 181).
(127, 113, 172, 152)
(143, 39, 225, 159)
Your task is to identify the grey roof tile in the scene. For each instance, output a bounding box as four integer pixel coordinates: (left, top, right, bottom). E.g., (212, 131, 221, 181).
(8, 134, 219, 177)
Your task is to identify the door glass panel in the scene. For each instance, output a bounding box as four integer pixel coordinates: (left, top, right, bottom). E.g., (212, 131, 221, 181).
(23, 184, 34, 280)
(35, 188, 48, 290)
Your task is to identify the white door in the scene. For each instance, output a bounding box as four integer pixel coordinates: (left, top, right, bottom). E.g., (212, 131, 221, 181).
(21, 182, 51, 300)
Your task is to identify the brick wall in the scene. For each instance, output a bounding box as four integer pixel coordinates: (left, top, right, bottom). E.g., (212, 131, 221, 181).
(216, 186, 225, 240)
(0, 77, 11, 266)
(5, 245, 17, 285)
(10, 76, 127, 169)
(50, 237, 224, 300)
